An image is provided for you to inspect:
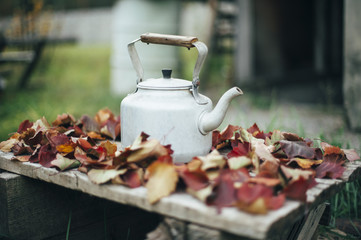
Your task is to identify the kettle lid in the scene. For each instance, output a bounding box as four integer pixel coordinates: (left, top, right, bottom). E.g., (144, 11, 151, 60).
(137, 69, 192, 90)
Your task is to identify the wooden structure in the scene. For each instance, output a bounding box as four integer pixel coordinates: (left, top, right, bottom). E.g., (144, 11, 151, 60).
(1, 150, 361, 239)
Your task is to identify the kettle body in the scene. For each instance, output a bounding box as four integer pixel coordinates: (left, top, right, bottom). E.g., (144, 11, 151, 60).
(120, 33, 242, 163)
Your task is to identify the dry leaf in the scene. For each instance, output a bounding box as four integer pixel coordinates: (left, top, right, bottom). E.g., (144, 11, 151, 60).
(146, 161, 178, 204)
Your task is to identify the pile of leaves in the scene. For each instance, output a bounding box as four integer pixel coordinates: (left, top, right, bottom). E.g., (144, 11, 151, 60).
(0, 109, 359, 214)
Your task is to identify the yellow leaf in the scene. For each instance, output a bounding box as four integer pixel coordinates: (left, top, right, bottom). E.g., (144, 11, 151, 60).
(0, 139, 18, 152)
(146, 161, 178, 204)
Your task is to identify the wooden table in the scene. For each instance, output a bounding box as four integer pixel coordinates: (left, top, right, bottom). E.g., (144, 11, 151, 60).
(1, 150, 360, 239)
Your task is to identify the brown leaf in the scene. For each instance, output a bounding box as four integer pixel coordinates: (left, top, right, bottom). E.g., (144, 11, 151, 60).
(0, 139, 18, 152)
(279, 140, 318, 159)
(288, 158, 323, 169)
(11, 155, 31, 162)
(146, 160, 178, 204)
(127, 138, 171, 163)
(88, 168, 127, 184)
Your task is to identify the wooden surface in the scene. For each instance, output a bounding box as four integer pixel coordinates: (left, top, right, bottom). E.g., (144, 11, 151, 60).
(1, 151, 360, 239)
(0, 171, 160, 240)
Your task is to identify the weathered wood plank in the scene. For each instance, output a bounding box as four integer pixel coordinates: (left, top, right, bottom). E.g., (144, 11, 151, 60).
(1, 151, 360, 239)
(0, 171, 160, 240)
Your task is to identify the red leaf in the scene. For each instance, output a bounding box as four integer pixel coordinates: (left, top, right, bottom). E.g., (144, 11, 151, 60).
(316, 161, 345, 179)
(220, 125, 239, 142)
(265, 193, 286, 210)
(122, 170, 142, 188)
(237, 183, 273, 204)
(283, 177, 317, 201)
(247, 123, 271, 140)
(38, 144, 57, 168)
(212, 130, 221, 148)
(206, 169, 246, 208)
(17, 120, 33, 133)
(227, 142, 251, 158)
(178, 169, 209, 191)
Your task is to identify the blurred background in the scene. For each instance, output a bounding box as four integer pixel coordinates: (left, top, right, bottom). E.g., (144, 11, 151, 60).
(0, 0, 361, 237)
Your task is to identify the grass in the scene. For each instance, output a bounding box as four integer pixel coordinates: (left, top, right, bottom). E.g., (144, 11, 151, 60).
(0, 44, 121, 140)
(1, 44, 361, 238)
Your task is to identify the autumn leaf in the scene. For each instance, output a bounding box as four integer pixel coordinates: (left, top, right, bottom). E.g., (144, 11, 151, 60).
(280, 165, 315, 183)
(195, 150, 226, 171)
(12, 155, 31, 162)
(88, 168, 127, 184)
(80, 115, 100, 133)
(146, 160, 178, 204)
(52, 113, 76, 127)
(288, 158, 323, 169)
(99, 141, 118, 157)
(228, 156, 252, 170)
(283, 177, 317, 201)
(127, 138, 171, 163)
(51, 154, 80, 171)
(279, 140, 318, 159)
(17, 119, 33, 133)
(316, 161, 345, 179)
(227, 142, 251, 158)
(343, 149, 360, 161)
(0, 139, 18, 152)
(95, 108, 116, 124)
(178, 168, 210, 191)
(247, 123, 271, 140)
(38, 144, 57, 168)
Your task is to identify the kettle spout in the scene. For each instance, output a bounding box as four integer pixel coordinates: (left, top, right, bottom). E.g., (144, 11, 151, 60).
(199, 87, 243, 134)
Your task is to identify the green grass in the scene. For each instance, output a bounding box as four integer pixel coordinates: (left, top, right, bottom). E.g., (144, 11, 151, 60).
(0, 44, 122, 140)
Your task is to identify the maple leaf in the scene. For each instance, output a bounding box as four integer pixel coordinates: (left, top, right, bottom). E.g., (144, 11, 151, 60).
(280, 165, 315, 183)
(11, 141, 33, 156)
(247, 123, 271, 140)
(51, 154, 80, 171)
(283, 177, 317, 201)
(235, 183, 284, 214)
(80, 115, 100, 133)
(52, 113, 76, 127)
(38, 144, 57, 168)
(17, 119, 33, 133)
(12, 155, 31, 162)
(343, 149, 360, 161)
(95, 108, 116, 125)
(279, 140, 318, 159)
(0, 139, 18, 152)
(145, 160, 178, 204)
(127, 137, 171, 164)
(31, 117, 51, 132)
(219, 125, 240, 142)
(227, 142, 251, 158)
(316, 161, 345, 179)
(178, 168, 210, 191)
(212, 130, 221, 148)
(227, 156, 252, 170)
(87, 168, 127, 184)
(99, 141, 117, 157)
(206, 171, 237, 209)
(288, 158, 323, 169)
(195, 150, 226, 171)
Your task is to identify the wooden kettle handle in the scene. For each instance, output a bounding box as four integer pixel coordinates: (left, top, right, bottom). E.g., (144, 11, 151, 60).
(140, 33, 198, 48)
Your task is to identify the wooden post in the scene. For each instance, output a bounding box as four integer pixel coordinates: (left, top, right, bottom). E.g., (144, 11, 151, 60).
(344, 0, 361, 130)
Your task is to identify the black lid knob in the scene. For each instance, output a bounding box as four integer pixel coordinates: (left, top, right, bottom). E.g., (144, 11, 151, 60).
(162, 69, 172, 79)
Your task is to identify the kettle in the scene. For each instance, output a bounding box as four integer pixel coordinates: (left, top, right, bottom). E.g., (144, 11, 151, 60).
(121, 33, 242, 163)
